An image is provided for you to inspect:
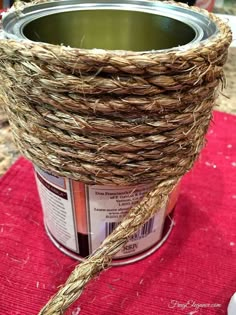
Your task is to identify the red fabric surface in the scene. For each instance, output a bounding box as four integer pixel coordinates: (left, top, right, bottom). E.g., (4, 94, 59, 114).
(0, 110, 236, 315)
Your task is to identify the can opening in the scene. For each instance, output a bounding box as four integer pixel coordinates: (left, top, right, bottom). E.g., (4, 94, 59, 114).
(23, 9, 196, 51)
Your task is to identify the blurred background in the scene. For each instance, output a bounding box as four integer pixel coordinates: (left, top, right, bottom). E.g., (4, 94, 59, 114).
(0, 0, 236, 175)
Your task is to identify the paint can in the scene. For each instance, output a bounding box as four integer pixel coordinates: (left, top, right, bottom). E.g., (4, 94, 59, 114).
(34, 167, 180, 265)
(2, 0, 218, 265)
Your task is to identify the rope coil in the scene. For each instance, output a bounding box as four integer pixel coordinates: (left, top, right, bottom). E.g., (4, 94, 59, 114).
(0, 1, 232, 314)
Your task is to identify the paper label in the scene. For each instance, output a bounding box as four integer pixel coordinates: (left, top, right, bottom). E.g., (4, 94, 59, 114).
(86, 184, 166, 258)
(35, 168, 79, 252)
(35, 168, 176, 260)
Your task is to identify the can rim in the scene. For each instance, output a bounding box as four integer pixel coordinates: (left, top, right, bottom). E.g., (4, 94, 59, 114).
(2, 0, 218, 53)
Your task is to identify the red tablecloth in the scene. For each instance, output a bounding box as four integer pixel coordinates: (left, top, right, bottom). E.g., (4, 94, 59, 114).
(0, 110, 236, 315)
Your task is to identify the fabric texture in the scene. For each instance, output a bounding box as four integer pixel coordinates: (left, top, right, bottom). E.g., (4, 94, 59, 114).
(0, 110, 235, 315)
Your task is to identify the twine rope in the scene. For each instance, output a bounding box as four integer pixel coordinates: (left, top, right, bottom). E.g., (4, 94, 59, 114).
(0, 1, 232, 314)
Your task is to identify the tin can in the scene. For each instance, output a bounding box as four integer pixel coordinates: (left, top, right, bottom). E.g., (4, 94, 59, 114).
(34, 167, 180, 265)
(2, 0, 218, 51)
(2, 0, 219, 264)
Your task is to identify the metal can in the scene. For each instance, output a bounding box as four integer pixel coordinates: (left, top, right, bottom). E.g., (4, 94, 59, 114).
(34, 167, 180, 265)
(2, 0, 219, 265)
(2, 0, 218, 51)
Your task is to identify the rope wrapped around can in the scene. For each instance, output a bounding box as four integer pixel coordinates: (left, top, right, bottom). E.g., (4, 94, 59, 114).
(0, 1, 232, 314)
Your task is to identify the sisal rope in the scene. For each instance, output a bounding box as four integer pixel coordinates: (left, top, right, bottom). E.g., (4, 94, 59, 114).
(0, 1, 232, 314)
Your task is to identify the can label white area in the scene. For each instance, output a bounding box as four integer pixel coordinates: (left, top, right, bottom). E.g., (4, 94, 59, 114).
(35, 168, 79, 252)
(35, 167, 176, 260)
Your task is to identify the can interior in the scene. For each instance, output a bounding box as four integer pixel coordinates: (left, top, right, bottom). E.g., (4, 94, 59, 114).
(23, 9, 196, 51)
